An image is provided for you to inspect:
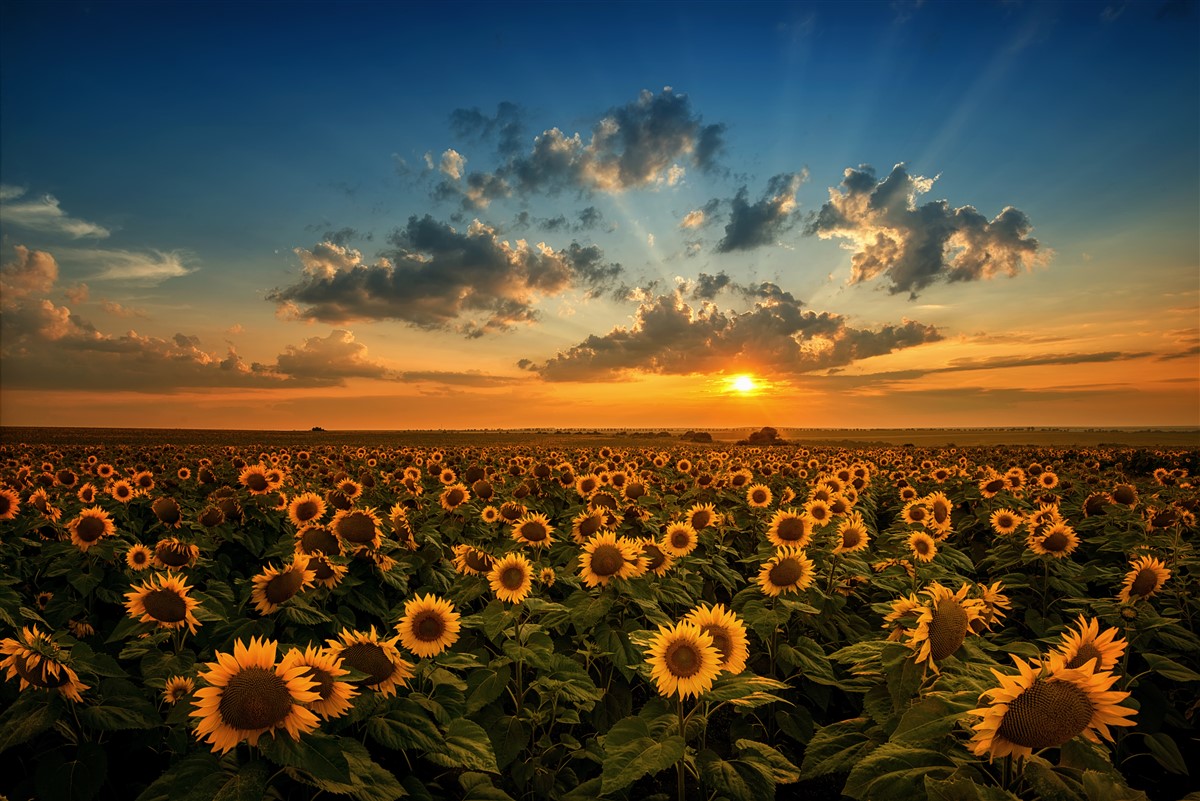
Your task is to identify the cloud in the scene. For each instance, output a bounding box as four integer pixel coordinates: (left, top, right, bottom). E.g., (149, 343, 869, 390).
(0, 186, 110, 239)
(396, 370, 522, 387)
(449, 101, 526, 158)
(519, 288, 942, 381)
(441, 88, 724, 209)
(1, 245, 58, 306)
(681, 272, 803, 306)
(511, 206, 609, 234)
(269, 215, 623, 337)
(716, 171, 808, 252)
(52, 247, 193, 283)
(440, 149, 466, 180)
(807, 162, 1048, 296)
(99, 300, 148, 319)
(270, 329, 390, 382)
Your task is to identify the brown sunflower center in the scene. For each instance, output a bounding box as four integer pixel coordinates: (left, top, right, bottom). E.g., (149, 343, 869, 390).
(75, 516, 106, 542)
(1130, 568, 1159, 598)
(411, 611, 446, 642)
(663, 641, 702, 678)
(499, 565, 526, 590)
(996, 514, 1014, 529)
(519, 522, 548, 542)
(670, 529, 692, 549)
(914, 537, 932, 555)
(464, 550, 492, 572)
(690, 510, 712, 529)
(130, 549, 149, 565)
(1112, 485, 1137, 505)
(909, 507, 927, 522)
(643, 543, 667, 571)
(775, 517, 807, 542)
(302, 665, 335, 701)
(751, 490, 768, 504)
(336, 513, 377, 543)
(768, 557, 803, 588)
(217, 666, 293, 730)
(156, 542, 192, 567)
(0, 495, 11, 516)
(578, 516, 602, 537)
(841, 528, 863, 549)
(445, 489, 465, 507)
(265, 568, 305, 604)
(1041, 531, 1069, 552)
(700, 625, 730, 662)
(311, 556, 335, 581)
(14, 652, 69, 688)
(995, 678, 1095, 749)
(300, 526, 341, 555)
(589, 544, 625, 577)
(244, 473, 269, 492)
(984, 479, 1005, 494)
(932, 503, 950, 524)
(294, 500, 321, 522)
(929, 598, 969, 661)
(1065, 643, 1104, 671)
(153, 499, 181, 525)
(142, 588, 187, 623)
(340, 642, 396, 686)
(810, 506, 829, 522)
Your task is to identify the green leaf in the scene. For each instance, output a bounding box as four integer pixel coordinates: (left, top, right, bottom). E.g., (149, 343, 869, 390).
(1024, 758, 1086, 801)
(703, 672, 790, 706)
(295, 737, 407, 801)
(698, 748, 770, 801)
(1080, 770, 1150, 801)
(801, 717, 878, 780)
(135, 752, 226, 801)
(735, 739, 800, 784)
(843, 742, 957, 801)
(212, 760, 271, 801)
(891, 693, 976, 745)
(424, 718, 500, 774)
(925, 774, 1022, 801)
(460, 771, 516, 801)
(1143, 731, 1188, 775)
(260, 732, 353, 785)
(467, 662, 512, 716)
(0, 690, 62, 753)
(1142, 653, 1200, 683)
(601, 713, 686, 795)
(366, 699, 443, 752)
(35, 743, 107, 801)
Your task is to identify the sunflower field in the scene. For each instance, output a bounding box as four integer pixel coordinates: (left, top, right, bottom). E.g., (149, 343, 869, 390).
(0, 437, 1196, 801)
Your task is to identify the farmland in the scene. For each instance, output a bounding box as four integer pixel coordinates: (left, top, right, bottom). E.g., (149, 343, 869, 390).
(0, 431, 1196, 801)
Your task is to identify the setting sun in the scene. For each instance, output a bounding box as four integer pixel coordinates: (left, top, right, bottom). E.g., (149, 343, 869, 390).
(731, 375, 757, 394)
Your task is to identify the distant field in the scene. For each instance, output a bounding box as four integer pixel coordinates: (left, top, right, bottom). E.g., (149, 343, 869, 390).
(2, 425, 1197, 448)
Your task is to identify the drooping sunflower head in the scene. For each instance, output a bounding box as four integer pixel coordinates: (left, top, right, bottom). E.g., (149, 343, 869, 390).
(325, 627, 413, 697)
(756, 546, 815, 597)
(287, 492, 327, 528)
(280, 645, 357, 720)
(967, 653, 1136, 760)
(154, 537, 200, 569)
(331, 507, 383, 550)
(251, 554, 316, 615)
(1117, 555, 1170, 603)
(908, 583, 985, 673)
(488, 552, 534, 604)
(684, 604, 749, 675)
(660, 522, 699, 558)
(163, 675, 195, 705)
(511, 512, 554, 549)
(971, 581, 1012, 632)
(295, 524, 342, 557)
(396, 593, 461, 658)
(1111, 483, 1138, 508)
(0, 626, 89, 702)
(579, 532, 643, 588)
(451, 543, 494, 576)
(644, 620, 722, 699)
(767, 509, 813, 549)
(191, 636, 321, 753)
(151, 497, 183, 528)
(124, 572, 202, 634)
(1056, 615, 1127, 672)
(68, 507, 116, 553)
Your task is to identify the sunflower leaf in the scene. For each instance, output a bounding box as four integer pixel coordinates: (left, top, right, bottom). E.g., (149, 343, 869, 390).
(211, 760, 271, 801)
(134, 752, 225, 801)
(366, 698, 443, 752)
(1143, 732, 1189, 775)
(801, 717, 878, 780)
(260, 732, 353, 785)
(424, 718, 500, 774)
(0, 690, 63, 753)
(600, 713, 685, 794)
(843, 742, 958, 800)
(1142, 653, 1200, 683)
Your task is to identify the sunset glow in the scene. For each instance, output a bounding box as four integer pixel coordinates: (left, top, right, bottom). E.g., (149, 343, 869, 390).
(0, 2, 1196, 430)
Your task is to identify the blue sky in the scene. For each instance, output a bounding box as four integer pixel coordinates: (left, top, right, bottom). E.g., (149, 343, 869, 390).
(1, 0, 1197, 428)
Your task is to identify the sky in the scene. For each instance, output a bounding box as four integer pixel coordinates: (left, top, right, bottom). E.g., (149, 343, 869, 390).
(1, 0, 1197, 430)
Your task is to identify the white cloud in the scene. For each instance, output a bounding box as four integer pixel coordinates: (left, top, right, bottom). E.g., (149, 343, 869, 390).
(0, 187, 110, 238)
(440, 148, 466, 180)
(55, 247, 192, 283)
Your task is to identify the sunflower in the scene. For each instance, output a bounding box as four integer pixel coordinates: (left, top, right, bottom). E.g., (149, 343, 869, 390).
(907, 583, 985, 673)
(325, 627, 413, 697)
(1028, 523, 1080, 558)
(439, 483, 470, 513)
(579, 532, 644, 588)
(125, 543, 154, 571)
(68, 507, 116, 552)
(833, 512, 870, 554)
(294, 524, 342, 557)
(901, 500, 930, 527)
(511, 512, 554, 549)
(684, 604, 749, 675)
(76, 483, 98, 504)
(1056, 615, 1127, 671)
(287, 492, 326, 528)
(908, 531, 937, 562)
(280, 645, 357, 720)
(766, 509, 813, 549)
(1038, 471, 1059, 489)
(972, 581, 1012, 632)
(251, 554, 316, 615)
(746, 483, 773, 509)
(978, 473, 1008, 499)
(644, 620, 722, 699)
(660, 522, 699, 557)
(684, 503, 719, 531)
(925, 492, 953, 534)
(191, 636, 320, 753)
(1113, 484, 1141, 508)
(641, 540, 675, 577)
(0, 626, 89, 702)
(0, 486, 20, 521)
(331, 507, 383, 550)
(395, 594, 461, 658)
(489, 552, 534, 604)
(238, 465, 273, 495)
(989, 509, 1022, 536)
(498, 501, 526, 523)
(1117, 555, 1170, 603)
(154, 538, 200, 569)
(967, 653, 1136, 760)
(151, 497, 183, 528)
(883, 593, 925, 641)
(540, 567, 557, 586)
(451, 544, 494, 576)
(805, 499, 833, 528)
(571, 508, 609, 544)
(756, 547, 815, 597)
(125, 572, 202, 634)
(163, 675, 195, 705)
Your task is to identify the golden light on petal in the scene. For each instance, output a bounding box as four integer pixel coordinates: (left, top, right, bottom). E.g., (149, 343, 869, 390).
(644, 620, 722, 699)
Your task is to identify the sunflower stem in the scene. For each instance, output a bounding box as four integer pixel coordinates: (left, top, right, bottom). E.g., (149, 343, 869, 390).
(514, 607, 524, 715)
(1001, 754, 1011, 791)
(677, 695, 687, 801)
(825, 554, 841, 595)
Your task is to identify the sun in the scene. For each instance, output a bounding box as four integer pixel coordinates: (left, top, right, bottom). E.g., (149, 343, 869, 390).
(730, 374, 757, 394)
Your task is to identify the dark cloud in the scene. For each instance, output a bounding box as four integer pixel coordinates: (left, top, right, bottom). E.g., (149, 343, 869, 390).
(269, 215, 623, 337)
(397, 370, 522, 387)
(519, 289, 941, 381)
(716, 172, 807, 252)
(449, 101, 525, 158)
(441, 88, 724, 209)
(269, 329, 390, 382)
(807, 163, 1048, 297)
(510, 206, 609, 234)
(682, 272, 802, 306)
